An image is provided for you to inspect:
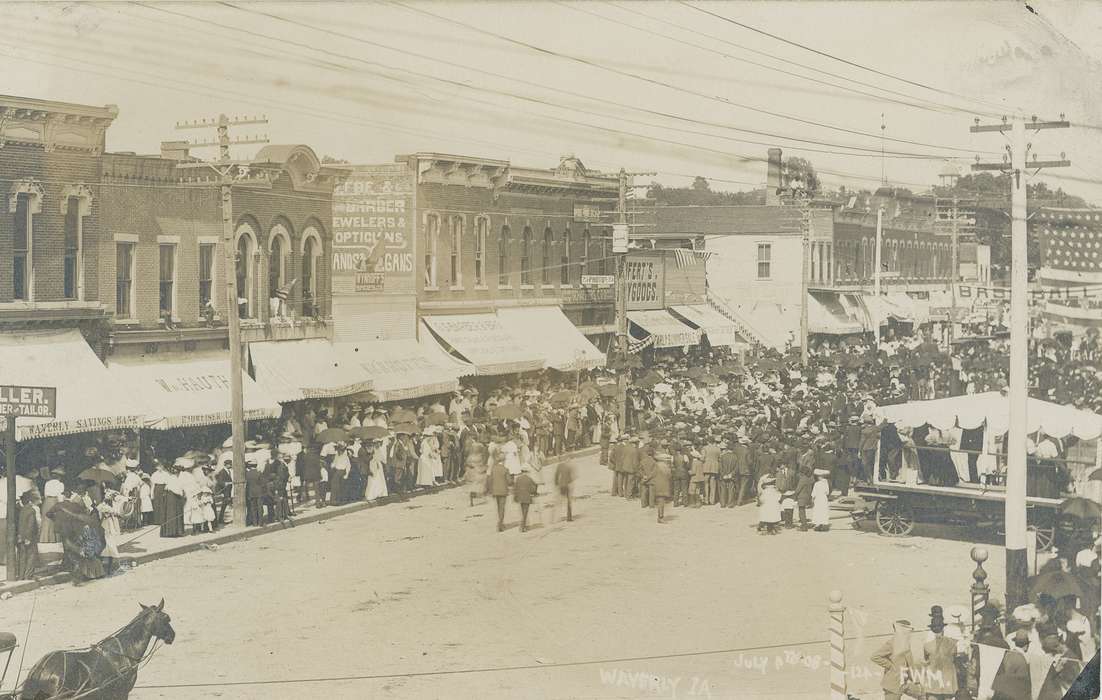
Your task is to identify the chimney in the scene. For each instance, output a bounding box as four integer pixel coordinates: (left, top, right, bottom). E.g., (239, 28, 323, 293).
(765, 148, 783, 206)
(160, 140, 191, 161)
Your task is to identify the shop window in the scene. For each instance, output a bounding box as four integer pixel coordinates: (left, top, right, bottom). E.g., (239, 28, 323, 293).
(159, 243, 176, 318)
(498, 224, 511, 287)
(757, 243, 771, 279)
(116, 242, 135, 318)
(199, 243, 215, 311)
(521, 226, 532, 285)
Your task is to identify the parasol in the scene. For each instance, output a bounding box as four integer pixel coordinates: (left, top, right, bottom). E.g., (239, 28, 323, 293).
(78, 466, 119, 484)
(1060, 496, 1102, 520)
(423, 412, 449, 427)
(389, 409, 418, 425)
(598, 384, 619, 398)
(1090, 468, 1102, 481)
(349, 426, 389, 440)
(391, 422, 418, 435)
(316, 427, 349, 444)
(1028, 569, 1091, 602)
(653, 383, 673, 394)
(492, 403, 523, 420)
(577, 381, 599, 395)
(686, 367, 705, 379)
(550, 390, 576, 407)
(636, 371, 663, 389)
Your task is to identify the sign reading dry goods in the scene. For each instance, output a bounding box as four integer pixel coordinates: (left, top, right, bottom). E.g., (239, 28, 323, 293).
(0, 385, 57, 418)
(332, 164, 415, 295)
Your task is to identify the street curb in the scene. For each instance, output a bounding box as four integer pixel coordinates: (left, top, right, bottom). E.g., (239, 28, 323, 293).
(1, 445, 600, 598)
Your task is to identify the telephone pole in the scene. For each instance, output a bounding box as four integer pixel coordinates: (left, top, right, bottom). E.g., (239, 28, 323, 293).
(971, 113, 1069, 610)
(949, 196, 959, 347)
(799, 195, 811, 366)
(176, 114, 268, 528)
(874, 207, 884, 350)
(613, 168, 655, 432)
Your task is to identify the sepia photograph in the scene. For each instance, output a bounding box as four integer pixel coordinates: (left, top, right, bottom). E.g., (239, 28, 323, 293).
(0, 1, 1100, 698)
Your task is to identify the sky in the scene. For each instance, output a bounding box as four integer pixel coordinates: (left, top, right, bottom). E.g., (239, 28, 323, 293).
(2, 1, 1101, 201)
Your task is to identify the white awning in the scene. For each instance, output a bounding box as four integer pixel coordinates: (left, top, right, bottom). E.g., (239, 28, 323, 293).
(627, 310, 702, 348)
(496, 306, 605, 371)
(249, 339, 373, 403)
(0, 330, 145, 442)
(335, 339, 462, 402)
(106, 351, 282, 429)
(421, 314, 545, 375)
(808, 293, 866, 335)
(669, 304, 744, 348)
(875, 392, 1102, 441)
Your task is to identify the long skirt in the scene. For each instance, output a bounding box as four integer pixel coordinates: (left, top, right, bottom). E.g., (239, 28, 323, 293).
(366, 469, 389, 501)
(16, 542, 38, 580)
(39, 497, 60, 544)
(152, 484, 167, 526)
(160, 491, 186, 537)
(416, 456, 437, 487)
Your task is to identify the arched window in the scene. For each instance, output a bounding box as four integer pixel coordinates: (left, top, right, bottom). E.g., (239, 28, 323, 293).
(582, 228, 592, 275)
(235, 222, 258, 319)
(424, 213, 440, 288)
(449, 215, 464, 288)
(520, 226, 533, 285)
(474, 216, 488, 287)
(498, 225, 511, 287)
(301, 227, 322, 317)
(560, 227, 571, 285)
(268, 223, 291, 316)
(542, 226, 554, 285)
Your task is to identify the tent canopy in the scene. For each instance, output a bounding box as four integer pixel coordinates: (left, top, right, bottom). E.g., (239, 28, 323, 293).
(875, 391, 1102, 441)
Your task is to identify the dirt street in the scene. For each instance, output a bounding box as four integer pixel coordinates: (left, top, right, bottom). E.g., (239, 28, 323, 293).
(0, 453, 1001, 699)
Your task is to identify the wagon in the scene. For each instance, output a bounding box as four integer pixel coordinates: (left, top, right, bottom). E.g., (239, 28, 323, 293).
(850, 392, 1102, 552)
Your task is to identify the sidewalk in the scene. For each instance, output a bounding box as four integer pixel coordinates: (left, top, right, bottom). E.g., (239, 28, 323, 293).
(0, 445, 600, 597)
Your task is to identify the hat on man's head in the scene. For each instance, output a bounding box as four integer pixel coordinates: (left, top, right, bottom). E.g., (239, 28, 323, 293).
(1010, 630, 1030, 647)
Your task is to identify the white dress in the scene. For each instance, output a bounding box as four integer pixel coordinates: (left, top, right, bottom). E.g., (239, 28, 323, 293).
(811, 479, 830, 527)
(416, 437, 440, 486)
(178, 470, 202, 527)
(502, 441, 522, 476)
(366, 452, 389, 501)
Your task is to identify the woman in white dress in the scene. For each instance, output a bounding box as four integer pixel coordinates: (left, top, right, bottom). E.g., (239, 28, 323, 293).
(178, 466, 202, 535)
(811, 469, 831, 531)
(194, 466, 216, 532)
(416, 431, 441, 487)
(365, 441, 389, 501)
(96, 491, 125, 570)
(501, 439, 522, 476)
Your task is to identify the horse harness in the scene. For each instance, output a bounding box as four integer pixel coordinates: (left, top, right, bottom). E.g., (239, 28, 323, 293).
(43, 638, 159, 699)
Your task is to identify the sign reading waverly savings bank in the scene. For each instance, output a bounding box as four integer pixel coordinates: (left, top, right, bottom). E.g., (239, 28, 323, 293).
(332, 164, 415, 295)
(0, 385, 57, 418)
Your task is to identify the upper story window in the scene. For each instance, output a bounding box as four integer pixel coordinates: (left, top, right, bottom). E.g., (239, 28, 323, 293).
(581, 228, 591, 275)
(424, 213, 440, 288)
(757, 243, 771, 279)
(520, 226, 533, 285)
(12, 194, 31, 301)
(542, 226, 553, 285)
(474, 216, 488, 287)
(268, 224, 291, 318)
(449, 215, 464, 288)
(63, 198, 81, 299)
(498, 224, 511, 287)
(560, 228, 571, 285)
(115, 242, 135, 319)
(301, 228, 322, 317)
(159, 243, 177, 318)
(199, 242, 215, 312)
(235, 223, 258, 319)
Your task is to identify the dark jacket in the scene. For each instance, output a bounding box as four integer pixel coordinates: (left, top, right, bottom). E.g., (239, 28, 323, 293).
(513, 473, 538, 504)
(486, 462, 510, 497)
(301, 451, 323, 482)
(794, 473, 814, 507)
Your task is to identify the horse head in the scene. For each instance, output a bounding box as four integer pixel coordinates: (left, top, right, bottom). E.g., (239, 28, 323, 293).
(139, 599, 175, 645)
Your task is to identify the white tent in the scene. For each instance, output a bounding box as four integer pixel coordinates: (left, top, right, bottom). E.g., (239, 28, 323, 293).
(874, 391, 1102, 441)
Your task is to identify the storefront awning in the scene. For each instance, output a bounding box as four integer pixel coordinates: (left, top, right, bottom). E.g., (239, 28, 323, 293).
(0, 330, 145, 442)
(627, 310, 702, 348)
(250, 339, 374, 403)
(106, 351, 282, 429)
(421, 314, 545, 375)
(669, 304, 745, 348)
(335, 339, 462, 402)
(808, 293, 866, 335)
(496, 306, 606, 371)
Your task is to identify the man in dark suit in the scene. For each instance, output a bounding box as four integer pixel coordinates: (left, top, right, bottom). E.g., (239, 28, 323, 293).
(619, 436, 640, 500)
(638, 443, 656, 509)
(718, 441, 737, 508)
(733, 436, 753, 506)
(244, 460, 263, 526)
(991, 631, 1032, 700)
(486, 455, 510, 533)
(513, 468, 538, 532)
(300, 449, 322, 506)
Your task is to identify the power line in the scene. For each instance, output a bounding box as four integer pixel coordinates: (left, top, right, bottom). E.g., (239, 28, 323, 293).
(387, 1, 985, 155)
(677, 1, 1010, 116)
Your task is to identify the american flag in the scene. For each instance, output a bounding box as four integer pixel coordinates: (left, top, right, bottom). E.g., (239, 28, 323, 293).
(1039, 210, 1102, 272)
(275, 278, 298, 301)
(627, 334, 655, 354)
(673, 248, 714, 269)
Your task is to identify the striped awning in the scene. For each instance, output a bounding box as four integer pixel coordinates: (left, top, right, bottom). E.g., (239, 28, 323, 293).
(627, 310, 702, 348)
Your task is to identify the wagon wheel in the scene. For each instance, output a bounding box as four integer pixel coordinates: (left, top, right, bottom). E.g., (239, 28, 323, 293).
(876, 501, 915, 537)
(1032, 526, 1056, 553)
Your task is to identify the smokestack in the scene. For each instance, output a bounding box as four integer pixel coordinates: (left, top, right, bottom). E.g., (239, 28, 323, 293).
(160, 140, 191, 161)
(766, 148, 783, 206)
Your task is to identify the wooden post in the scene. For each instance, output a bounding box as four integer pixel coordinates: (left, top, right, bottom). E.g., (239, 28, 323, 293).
(970, 546, 991, 631)
(5, 417, 17, 582)
(828, 590, 847, 700)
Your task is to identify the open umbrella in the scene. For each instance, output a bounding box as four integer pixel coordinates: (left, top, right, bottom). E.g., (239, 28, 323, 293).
(598, 383, 619, 398)
(391, 422, 418, 435)
(492, 403, 523, 420)
(423, 412, 449, 427)
(686, 366, 705, 379)
(349, 425, 388, 440)
(1028, 569, 1091, 601)
(577, 381, 599, 395)
(78, 466, 119, 484)
(550, 390, 575, 407)
(389, 409, 418, 425)
(1060, 496, 1102, 520)
(578, 385, 600, 403)
(316, 427, 349, 444)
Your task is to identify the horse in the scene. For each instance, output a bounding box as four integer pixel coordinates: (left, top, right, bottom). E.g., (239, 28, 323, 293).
(17, 599, 174, 700)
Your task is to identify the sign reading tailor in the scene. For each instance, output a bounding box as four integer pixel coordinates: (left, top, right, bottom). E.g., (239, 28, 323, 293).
(332, 164, 415, 295)
(0, 385, 57, 418)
